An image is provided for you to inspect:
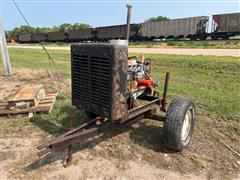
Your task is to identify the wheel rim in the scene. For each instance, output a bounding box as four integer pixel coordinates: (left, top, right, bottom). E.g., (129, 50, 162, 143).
(181, 109, 192, 142)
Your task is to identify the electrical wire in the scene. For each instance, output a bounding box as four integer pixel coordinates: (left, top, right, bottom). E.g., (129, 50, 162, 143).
(12, 0, 56, 66)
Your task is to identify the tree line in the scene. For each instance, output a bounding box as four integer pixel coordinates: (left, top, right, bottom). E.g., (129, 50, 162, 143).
(144, 16, 170, 23)
(8, 23, 91, 35)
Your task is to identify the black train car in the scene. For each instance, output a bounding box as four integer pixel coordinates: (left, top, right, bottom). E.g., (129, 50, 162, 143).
(32, 33, 48, 42)
(47, 31, 68, 42)
(211, 12, 240, 39)
(18, 33, 32, 43)
(95, 24, 141, 41)
(68, 29, 93, 41)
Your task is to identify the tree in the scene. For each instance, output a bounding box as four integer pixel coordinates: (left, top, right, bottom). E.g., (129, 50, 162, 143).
(8, 23, 91, 35)
(57, 23, 91, 31)
(145, 16, 170, 22)
(58, 23, 73, 32)
(72, 23, 91, 30)
(35, 27, 52, 33)
(10, 25, 35, 35)
(52, 25, 60, 32)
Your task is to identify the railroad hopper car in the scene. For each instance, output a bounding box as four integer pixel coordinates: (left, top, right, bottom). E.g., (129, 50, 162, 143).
(211, 12, 240, 39)
(47, 31, 68, 42)
(32, 33, 48, 42)
(14, 13, 240, 43)
(18, 33, 32, 43)
(141, 16, 209, 40)
(68, 29, 93, 41)
(95, 24, 140, 41)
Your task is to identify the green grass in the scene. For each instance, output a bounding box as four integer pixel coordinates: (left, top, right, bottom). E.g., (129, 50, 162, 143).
(130, 53, 240, 122)
(8, 39, 240, 49)
(29, 92, 84, 135)
(230, 35, 240, 40)
(129, 40, 240, 49)
(0, 48, 71, 75)
(1, 48, 239, 129)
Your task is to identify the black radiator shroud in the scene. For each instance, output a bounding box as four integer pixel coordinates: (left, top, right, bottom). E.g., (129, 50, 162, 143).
(71, 43, 128, 121)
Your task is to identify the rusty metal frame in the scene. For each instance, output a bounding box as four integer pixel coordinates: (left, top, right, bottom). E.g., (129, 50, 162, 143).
(37, 72, 170, 166)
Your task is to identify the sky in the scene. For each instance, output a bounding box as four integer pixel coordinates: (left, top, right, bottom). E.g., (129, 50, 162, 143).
(1, 0, 240, 30)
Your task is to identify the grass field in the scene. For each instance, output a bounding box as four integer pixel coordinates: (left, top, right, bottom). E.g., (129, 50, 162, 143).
(1, 48, 240, 179)
(130, 39, 240, 49)
(1, 48, 239, 126)
(8, 39, 240, 49)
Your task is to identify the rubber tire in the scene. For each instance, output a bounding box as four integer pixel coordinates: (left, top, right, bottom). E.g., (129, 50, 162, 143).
(163, 97, 196, 151)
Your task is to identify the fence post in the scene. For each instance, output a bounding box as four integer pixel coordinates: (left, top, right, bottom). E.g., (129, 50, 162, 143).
(0, 18, 12, 75)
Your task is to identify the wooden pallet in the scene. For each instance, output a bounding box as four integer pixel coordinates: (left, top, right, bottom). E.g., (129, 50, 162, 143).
(0, 92, 58, 116)
(8, 85, 43, 108)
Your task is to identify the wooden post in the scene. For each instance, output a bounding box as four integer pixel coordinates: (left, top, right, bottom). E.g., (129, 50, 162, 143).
(0, 18, 12, 75)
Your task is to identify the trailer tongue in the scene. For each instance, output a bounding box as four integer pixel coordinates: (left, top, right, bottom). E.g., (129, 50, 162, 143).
(37, 96, 163, 161)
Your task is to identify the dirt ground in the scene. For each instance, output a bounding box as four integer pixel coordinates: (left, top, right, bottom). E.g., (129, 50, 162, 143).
(0, 70, 240, 180)
(7, 45, 240, 57)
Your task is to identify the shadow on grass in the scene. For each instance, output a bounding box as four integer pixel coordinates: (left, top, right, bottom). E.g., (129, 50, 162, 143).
(29, 104, 85, 135)
(129, 121, 168, 153)
(26, 114, 176, 171)
(30, 116, 61, 134)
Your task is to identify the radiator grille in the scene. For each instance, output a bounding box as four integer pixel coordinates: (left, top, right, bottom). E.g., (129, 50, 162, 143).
(72, 54, 111, 110)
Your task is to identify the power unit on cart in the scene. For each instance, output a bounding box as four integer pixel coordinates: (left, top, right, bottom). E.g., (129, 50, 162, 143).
(37, 42, 196, 166)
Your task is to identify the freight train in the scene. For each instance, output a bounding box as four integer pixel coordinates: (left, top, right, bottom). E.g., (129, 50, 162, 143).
(9, 12, 240, 43)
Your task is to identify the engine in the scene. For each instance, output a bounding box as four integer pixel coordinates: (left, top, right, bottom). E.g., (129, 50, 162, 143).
(71, 43, 158, 120)
(127, 55, 154, 101)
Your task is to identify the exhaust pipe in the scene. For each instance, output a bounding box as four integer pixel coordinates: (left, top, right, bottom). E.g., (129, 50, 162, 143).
(110, 4, 132, 46)
(126, 4, 132, 41)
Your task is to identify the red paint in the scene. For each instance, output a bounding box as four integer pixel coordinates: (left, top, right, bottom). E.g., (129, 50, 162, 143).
(138, 79, 153, 87)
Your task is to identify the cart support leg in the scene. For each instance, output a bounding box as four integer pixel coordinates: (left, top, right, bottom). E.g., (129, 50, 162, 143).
(63, 113, 73, 167)
(161, 72, 170, 112)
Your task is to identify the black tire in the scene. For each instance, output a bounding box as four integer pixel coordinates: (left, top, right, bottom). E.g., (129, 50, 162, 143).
(163, 97, 196, 151)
